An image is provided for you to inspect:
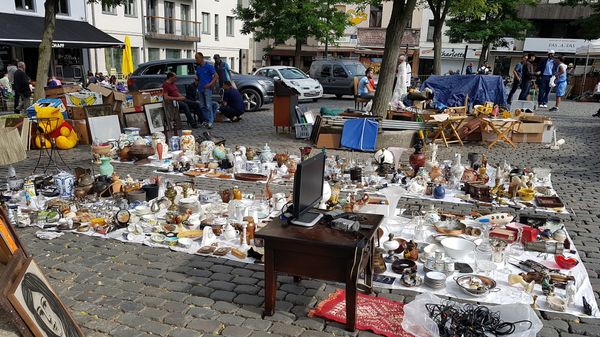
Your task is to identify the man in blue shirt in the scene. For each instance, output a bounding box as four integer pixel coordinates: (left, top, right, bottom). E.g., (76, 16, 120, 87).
(219, 81, 245, 122)
(195, 52, 218, 128)
(536, 50, 557, 108)
(358, 67, 375, 99)
(507, 54, 526, 105)
(213, 54, 232, 89)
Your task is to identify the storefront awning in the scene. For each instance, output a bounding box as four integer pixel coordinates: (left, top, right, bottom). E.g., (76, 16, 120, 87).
(0, 13, 122, 48)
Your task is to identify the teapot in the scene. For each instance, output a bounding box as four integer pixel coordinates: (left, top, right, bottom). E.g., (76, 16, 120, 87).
(259, 143, 273, 163)
(222, 223, 240, 241)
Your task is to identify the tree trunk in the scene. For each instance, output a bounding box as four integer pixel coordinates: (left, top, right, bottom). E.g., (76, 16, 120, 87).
(432, 22, 444, 75)
(34, 0, 57, 100)
(294, 38, 303, 69)
(371, 0, 418, 117)
(478, 42, 489, 67)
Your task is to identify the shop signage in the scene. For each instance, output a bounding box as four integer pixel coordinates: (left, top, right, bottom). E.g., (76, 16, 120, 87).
(357, 28, 419, 48)
(420, 47, 481, 59)
(52, 43, 65, 48)
(523, 38, 586, 54)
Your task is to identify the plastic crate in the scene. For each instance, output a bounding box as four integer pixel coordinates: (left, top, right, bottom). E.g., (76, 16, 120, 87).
(294, 123, 313, 139)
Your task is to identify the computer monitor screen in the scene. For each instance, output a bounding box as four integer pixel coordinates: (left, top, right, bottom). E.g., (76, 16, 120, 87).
(292, 152, 325, 218)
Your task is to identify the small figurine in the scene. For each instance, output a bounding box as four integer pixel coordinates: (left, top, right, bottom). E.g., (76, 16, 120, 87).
(404, 240, 418, 261)
(531, 295, 540, 309)
(566, 280, 576, 305)
(541, 273, 555, 296)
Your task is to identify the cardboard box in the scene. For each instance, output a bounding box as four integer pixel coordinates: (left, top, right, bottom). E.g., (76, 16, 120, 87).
(512, 132, 543, 143)
(515, 121, 545, 134)
(315, 133, 341, 149)
(520, 115, 551, 123)
(88, 83, 127, 107)
(121, 106, 143, 114)
(132, 91, 152, 107)
(44, 84, 80, 98)
(65, 91, 103, 107)
(70, 119, 90, 145)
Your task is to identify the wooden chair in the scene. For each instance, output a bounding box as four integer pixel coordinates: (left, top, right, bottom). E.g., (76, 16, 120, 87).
(353, 77, 370, 110)
(427, 113, 468, 147)
(447, 95, 468, 115)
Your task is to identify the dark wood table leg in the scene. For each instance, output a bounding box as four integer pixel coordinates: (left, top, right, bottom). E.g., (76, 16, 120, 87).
(365, 238, 374, 295)
(345, 249, 362, 332)
(264, 246, 276, 316)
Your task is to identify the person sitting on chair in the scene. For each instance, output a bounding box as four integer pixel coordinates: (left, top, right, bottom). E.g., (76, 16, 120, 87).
(358, 67, 376, 100)
(219, 81, 245, 122)
(162, 72, 200, 128)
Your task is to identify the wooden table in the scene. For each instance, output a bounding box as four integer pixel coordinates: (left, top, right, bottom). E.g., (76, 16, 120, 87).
(255, 213, 383, 331)
(482, 117, 521, 149)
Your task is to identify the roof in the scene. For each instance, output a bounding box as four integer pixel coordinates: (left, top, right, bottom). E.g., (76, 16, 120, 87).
(0, 13, 122, 48)
(256, 66, 301, 70)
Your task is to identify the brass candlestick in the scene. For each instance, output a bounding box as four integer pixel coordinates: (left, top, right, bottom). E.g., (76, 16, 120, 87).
(165, 182, 178, 211)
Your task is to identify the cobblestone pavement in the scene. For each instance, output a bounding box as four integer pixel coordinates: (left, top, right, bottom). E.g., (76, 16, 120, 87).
(1, 96, 600, 337)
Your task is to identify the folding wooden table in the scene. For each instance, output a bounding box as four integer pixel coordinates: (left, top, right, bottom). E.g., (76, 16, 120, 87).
(482, 117, 521, 149)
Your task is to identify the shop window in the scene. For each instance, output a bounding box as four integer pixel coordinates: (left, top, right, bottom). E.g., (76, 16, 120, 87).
(131, 48, 139, 68)
(166, 49, 181, 59)
(226, 17, 235, 37)
(230, 57, 235, 71)
(186, 50, 193, 58)
(57, 0, 68, 15)
(102, 1, 116, 14)
(15, 0, 34, 11)
(202, 13, 211, 34)
(148, 48, 160, 61)
(124, 0, 136, 17)
(215, 14, 220, 41)
(369, 5, 382, 28)
(426, 20, 434, 42)
(105, 48, 123, 73)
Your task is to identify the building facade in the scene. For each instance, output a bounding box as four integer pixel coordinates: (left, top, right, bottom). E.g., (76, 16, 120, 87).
(87, 0, 251, 76)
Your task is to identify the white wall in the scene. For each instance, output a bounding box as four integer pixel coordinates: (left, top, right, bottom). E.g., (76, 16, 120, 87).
(1, 0, 86, 21)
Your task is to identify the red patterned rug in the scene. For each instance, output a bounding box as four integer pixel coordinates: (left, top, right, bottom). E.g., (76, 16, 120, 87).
(309, 289, 414, 337)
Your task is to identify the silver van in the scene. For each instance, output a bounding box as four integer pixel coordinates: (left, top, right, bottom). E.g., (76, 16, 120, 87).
(309, 59, 367, 98)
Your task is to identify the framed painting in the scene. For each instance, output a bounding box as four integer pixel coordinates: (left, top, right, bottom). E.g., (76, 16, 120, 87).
(0, 251, 33, 337)
(0, 207, 27, 263)
(123, 112, 150, 136)
(88, 115, 121, 144)
(83, 104, 114, 118)
(7, 257, 84, 337)
(144, 103, 165, 133)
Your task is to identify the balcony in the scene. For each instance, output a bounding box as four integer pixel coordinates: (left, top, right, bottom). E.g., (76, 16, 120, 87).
(357, 28, 420, 48)
(145, 16, 201, 42)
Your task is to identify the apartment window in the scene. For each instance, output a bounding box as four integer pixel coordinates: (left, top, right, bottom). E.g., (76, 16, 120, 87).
(186, 50, 193, 58)
(146, 0, 157, 32)
(148, 48, 160, 61)
(166, 49, 181, 59)
(230, 57, 235, 71)
(405, 16, 412, 29)
(102, 1, 117, 14)
(105, 48, 123, 73)
(369, 5, 382, 28)
(426, 19, 434, 42)
(215, 14, 220, 41)
(181, 4, 191, 36)
(15, 0, 34, 11)
(164, 1, 175, 34)
(124, 0, 136, 17)
(202, 13, 210, 34)
(131, 48, 139, 68)
(57, 0, 69, 14)
(226, 16, 235, 37)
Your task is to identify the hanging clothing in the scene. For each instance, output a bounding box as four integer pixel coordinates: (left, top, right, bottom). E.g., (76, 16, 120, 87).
(391, 62, 408, 104)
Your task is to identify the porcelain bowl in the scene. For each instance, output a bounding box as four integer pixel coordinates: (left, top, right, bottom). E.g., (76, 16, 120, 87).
(178, 238, 193, 248)
(151, 233, 166, 243)
(440, 237, 476, 259)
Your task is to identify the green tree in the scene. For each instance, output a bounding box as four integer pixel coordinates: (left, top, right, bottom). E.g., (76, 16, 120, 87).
(234, 0, 350, 68)
(446, 0, 535, 66)
(35, 0, 127, 99)
(370, 0, 418, 117)
(562, 0, 600, 39)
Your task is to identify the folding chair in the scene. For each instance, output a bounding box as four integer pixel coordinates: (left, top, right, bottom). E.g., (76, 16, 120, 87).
(427, 113, 468, 147)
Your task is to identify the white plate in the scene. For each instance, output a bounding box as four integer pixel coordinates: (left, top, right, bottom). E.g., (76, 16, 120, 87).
(426, 271, 447, 281)
(149, 153, 173, 160)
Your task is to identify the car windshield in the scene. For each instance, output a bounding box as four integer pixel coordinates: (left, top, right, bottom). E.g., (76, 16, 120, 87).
(279, 68, 308, 79)
(343, 63, 367, 76)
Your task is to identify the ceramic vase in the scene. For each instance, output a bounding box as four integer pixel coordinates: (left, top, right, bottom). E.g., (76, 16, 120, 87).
(55, 171, 75, 199)
(409, 142, 426, 175)
(156, 142, 164, 161)
(450, 153, 465, 186)
(181, 130, 195, 153)
(433, 185, 445, 199)
(99, 157, 114, 177)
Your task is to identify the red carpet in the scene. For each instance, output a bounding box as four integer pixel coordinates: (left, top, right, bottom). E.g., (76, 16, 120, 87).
(309, 289, 414, 337)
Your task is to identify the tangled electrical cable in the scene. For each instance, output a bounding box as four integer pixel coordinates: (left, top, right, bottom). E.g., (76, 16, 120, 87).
(425, 302, 533, 337)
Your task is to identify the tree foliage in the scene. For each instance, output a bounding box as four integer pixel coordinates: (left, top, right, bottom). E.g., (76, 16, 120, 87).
(561, 0, 600, 40)
(35, 0, 128, 99)
(446, 0, 535, 65)
(233, 0, 350, 67)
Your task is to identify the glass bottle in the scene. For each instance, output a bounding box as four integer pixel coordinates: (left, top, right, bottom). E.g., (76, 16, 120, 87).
(507, 226, 525, 260)
(478, 218, 492, 252)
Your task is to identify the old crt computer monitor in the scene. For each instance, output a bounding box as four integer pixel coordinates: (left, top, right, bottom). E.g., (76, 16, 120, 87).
(290, 152, 325, 227)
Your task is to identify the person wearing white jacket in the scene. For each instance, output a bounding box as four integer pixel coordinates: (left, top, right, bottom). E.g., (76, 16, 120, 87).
(391, 55, 411, 107)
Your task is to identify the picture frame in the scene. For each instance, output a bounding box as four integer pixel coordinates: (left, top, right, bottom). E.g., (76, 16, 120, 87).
(144, 103, 165, 133)
(83, 104, 114, 118)
(123, 112, 150, 136)
(0, 207, 27, 263)
(88, 115, 122, 144)
(0, 250, 33, 337)
(7, 257, 84, 337)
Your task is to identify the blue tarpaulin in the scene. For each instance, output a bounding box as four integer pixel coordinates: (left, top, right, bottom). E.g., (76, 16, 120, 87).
(420, 75, 506, 108)
(340, 118, 378, 152)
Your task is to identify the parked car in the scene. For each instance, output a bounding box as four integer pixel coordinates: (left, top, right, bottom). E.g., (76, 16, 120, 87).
(128, 59, 274, 112)
(309, 59, 367, 98)
(253, 66, 323, 101)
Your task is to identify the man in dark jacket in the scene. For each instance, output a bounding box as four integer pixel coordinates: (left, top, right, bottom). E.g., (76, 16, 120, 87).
(507, 54, 527, 104)
(536, 50, 558, 108)
(219, 81, 244, 122)
(518, 53, 536, 101)
(13, 62, 31, 114)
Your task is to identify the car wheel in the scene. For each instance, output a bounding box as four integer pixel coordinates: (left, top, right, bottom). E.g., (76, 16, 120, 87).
(241, 88, 262, 112)
(335, 94, 343, 99)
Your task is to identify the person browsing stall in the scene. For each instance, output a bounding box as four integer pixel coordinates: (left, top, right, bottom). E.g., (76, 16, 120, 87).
(213, 54, 233, 89)
(536, 50, 558, 108)
(220, 81, 245, 122)
(550, 56, 567, 112)
(507, 54, 527, 105)
(195, 52, 219, 129)
(162, 72, 201, 128)
(358, 67, 376, 100)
